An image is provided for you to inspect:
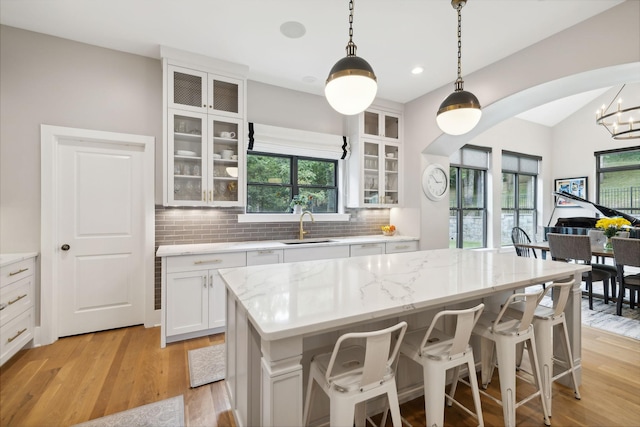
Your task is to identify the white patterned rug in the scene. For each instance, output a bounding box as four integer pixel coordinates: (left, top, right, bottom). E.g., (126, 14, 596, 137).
(73, 395, 184, 427)
(540, 282, 640, 340)
(188, 343, 225, 388)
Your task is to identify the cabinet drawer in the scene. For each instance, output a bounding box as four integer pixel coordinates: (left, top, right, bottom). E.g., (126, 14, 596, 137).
(385, 241, 419, 254)
(1, 258, 35, 287)
(166, 252, 246, 273)
(0, 275, 34, 327)
(246, 249, 284, 266)
(284, 245, 350, 263)
(0, 309, 33, 366)
(350, 243, 385, 257)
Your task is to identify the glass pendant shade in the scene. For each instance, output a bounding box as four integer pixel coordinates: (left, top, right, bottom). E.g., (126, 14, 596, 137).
(325, 55, 377, 116)
(436, 89, 482, 135)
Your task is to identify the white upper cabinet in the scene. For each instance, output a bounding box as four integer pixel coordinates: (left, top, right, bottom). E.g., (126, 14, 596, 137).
(347, 106, 404, 208)
(168, 65, 244, 119)
(162, 49, 248, 207)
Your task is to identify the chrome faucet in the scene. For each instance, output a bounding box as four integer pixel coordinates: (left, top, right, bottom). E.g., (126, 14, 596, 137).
(299, 210, 314, 240)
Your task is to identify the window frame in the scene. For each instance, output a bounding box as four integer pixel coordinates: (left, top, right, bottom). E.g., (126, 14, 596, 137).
(449, 145, 490, 249)
(501, 151, 541, 246)
(245, 151, 339, 214)
(594, 145, 640, 217)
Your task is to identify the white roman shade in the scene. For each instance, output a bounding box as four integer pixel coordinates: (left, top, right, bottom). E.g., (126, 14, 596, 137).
(248, 123, 350, 160)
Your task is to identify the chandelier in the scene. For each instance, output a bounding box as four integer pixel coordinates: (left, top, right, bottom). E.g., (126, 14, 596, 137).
(596, 84, 640, 140)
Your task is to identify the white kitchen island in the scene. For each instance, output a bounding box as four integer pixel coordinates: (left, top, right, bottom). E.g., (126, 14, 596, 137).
(219, 248, 589, 427)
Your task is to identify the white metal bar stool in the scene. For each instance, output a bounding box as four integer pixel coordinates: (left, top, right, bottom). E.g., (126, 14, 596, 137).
(509, 280, 581, 416)
(472, 289, 551, 427)
(399, 303, 485, 427)
(303, 321, 408, 427)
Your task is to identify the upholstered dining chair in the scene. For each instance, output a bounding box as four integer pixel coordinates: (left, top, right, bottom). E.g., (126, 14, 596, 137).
(511, 227, 537, 259)
(546, 233, 615, 310)
(611, 237, 640, 316)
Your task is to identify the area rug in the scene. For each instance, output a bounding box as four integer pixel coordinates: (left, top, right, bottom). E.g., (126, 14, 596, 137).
(188, 343, 225, 388)
(540, 282, 640, 340)
(73, 395, 184, 427)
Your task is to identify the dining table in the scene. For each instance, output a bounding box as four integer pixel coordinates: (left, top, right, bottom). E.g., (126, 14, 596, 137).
(515, 240, 615, 260)
(219, 248, 589, 427)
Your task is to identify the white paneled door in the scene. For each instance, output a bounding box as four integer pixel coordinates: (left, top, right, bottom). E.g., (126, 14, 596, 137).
(56, 139, 146, 337)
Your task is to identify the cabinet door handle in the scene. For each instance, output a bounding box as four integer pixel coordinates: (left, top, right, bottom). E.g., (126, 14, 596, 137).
(203, 191, 206, 202)
(194, 259, 223, 265)
(203, 275, 207, 288)
(8, 294, 27, 305)
(9, 267, 29, 276)
(7, 328, 27, 343)
(209, 190, 212, 202)
(210, 275, 213, 288)
(0, 303, 6, 311)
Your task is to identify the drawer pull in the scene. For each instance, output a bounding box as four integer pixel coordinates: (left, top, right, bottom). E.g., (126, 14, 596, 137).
(395, 245, 409, 249)
(9, 267, 29, 276)
(0, 303, 6, 311)
(194, 259, 223, 265)
(360, 244, 378, 248)
(258, 250, 273, 254)
(7, 328, 27, 343)
(8, 294, 27, 305)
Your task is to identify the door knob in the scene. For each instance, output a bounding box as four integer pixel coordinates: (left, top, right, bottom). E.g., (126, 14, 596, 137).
(61, 244, 70, 251)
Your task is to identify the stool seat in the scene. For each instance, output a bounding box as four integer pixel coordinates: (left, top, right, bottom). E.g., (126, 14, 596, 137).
(400, 303, 485, 427)
(303, 321, 407, 427)
(472, 289, 551, 427)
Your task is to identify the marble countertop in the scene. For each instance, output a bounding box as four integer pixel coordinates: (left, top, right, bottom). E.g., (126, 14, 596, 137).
(156, 234, 418, 257)
(219, 248, 590, 341)
(0, 252, 38, 268)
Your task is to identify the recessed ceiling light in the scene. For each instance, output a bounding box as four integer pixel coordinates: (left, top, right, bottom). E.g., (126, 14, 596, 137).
(280, 21, 306, 39)
(411, 66, 424, 75)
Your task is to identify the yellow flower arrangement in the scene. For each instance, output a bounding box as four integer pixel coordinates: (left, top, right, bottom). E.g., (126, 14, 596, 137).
(595, 217, 631, 238)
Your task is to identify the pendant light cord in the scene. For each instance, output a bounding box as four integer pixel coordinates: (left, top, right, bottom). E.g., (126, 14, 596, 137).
(455, 1, 464, 90)
(346, 0, 357, 57)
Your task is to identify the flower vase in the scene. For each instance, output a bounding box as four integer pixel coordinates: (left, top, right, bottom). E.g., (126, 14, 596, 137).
(604, 236, 613, 251)
(292, 205, 303, 215)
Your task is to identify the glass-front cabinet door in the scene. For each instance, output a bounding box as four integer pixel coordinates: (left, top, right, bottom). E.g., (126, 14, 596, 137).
(363, 109, 400, 141)
(168, 111, 206, 205)
(363, 142, 380, 205)
(383, 144, 399, 205)
(208, 117, 243, 206)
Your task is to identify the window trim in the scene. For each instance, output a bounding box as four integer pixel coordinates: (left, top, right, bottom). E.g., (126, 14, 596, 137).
(245, 151, 342, 217)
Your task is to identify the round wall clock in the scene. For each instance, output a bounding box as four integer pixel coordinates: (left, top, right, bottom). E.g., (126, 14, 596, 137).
(422, 164, 449, 201)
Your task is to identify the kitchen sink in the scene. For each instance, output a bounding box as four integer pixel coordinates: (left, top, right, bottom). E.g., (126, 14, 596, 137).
(280, 239, 335, 245)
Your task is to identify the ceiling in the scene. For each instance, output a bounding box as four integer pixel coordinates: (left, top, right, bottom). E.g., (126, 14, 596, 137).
(0, 0, 625, 124)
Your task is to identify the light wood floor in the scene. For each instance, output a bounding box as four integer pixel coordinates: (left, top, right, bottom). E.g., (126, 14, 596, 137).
(1, 325, 638, 426)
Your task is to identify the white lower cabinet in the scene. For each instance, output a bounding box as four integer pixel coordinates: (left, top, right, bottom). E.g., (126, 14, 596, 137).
(350, 243, 385, 257)
(1, 255, 36, 366)
(162, 252, 245, 347)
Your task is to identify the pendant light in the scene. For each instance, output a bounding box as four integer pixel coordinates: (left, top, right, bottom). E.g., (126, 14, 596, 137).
(325, 0, 377, 116)
(436, 0, 482, 135)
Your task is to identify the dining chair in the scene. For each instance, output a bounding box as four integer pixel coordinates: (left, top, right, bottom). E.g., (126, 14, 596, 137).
(611, 237, 640, 316)
(398, 303, 485, 427)
(511, 227, 537, 259)
(303, 321, 407, 427)
(546, 233, 615, 309)
(472, 289, 551, 427)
